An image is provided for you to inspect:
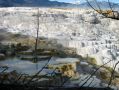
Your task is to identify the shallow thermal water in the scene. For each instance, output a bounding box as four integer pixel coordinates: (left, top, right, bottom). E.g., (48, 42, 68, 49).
(0, 57, 49, 75)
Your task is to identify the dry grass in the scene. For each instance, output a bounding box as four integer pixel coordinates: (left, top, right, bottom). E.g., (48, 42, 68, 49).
(97, 10, 119, 19)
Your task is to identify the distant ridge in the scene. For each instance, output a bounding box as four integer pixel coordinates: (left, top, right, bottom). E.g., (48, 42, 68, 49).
(0, 0, 119, 9)
(0, 0, 70, 7)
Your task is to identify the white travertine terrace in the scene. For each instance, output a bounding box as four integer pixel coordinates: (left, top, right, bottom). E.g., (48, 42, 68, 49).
(0, 7, 119, 72)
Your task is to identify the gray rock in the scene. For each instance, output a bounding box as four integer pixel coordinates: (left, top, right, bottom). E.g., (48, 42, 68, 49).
(0, 53, 5, 60)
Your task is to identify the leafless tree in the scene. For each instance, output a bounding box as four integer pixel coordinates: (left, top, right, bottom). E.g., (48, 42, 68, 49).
(33, 8, 40, 62)
(86, 0, 119, 20)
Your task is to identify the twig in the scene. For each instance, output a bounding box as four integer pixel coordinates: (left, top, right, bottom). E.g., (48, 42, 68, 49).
(108, 0, 115, 18)
(0, 67, 8, 73)
(86, 0, 119, 20)
(87, 77, 94, 87)
(60, 76, 72, 87)
(80, 59, 114, 88)
(26, 58, 51, 84)
(107, 61, 119, 88)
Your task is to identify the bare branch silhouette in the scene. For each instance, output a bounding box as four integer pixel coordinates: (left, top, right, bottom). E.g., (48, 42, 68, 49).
(34, 8, 40, 62)
(0, 66, 8, 73)
(85, 0, 119, 20)
(87, 77, 94, 87)
(60, 76, 72, 87)
(26, 58, 51, 85)
(80, 59, 114, 88)
(108, 61, 119, 88)
(108, 0, 115, 18)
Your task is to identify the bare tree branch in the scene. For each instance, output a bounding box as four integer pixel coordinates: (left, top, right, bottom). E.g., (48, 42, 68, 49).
(80, 59, 114, 88)
(108, 0, 115, 18)
(86, 0, 119, 20)
(26, 58, 51, 84)
(87, 77, 94, 87)
(60, 76, 72, 87)
(108, 61, 119, 88)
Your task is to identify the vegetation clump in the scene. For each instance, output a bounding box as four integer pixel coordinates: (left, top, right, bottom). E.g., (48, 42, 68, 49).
(82, 56, 97, 65)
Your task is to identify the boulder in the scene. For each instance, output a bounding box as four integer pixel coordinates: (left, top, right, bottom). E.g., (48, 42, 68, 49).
(84, 15, 100, 24)
(0, 53, 5, 60)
